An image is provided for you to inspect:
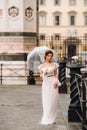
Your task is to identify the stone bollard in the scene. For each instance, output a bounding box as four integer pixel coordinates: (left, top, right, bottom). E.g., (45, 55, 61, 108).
(58, 60, 67, 93)
(27, 70, 36, 85)
(67, 64, 85, 122)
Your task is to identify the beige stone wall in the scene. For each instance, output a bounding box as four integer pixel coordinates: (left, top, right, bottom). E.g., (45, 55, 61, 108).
(39, 0, 87, 36)
(0, 0, 37, 84)
(0, 36, 37, 53)
(0, 61, 28, 84)
(23, 37, 37, 52)
(0, 0, 37, 53)
(24, 0, 37, 32)
(0, 0, 37, 32)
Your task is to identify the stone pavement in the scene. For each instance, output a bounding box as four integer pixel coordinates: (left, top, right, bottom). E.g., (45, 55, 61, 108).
(0, 85, 82, 130)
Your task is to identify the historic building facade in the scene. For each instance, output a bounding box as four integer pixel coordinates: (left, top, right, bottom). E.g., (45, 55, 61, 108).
(0, 0, 87, 84)
(0, 0, 37, 84)
(39, 0, 87, 58)
(0, 0, 37, 55)
(39, 0, 87, 37)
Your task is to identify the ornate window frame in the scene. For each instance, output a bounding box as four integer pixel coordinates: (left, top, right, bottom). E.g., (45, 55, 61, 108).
(39, 11, 47, 26)
(68, 11, 77, 26)
(53, 11, 61, 26)
(54, 0, 61, 5)
(69, 0, 76, 6)
(84, 0, 87, 6)
(83, 12, 87, 26)
(39, 0, 45, 5)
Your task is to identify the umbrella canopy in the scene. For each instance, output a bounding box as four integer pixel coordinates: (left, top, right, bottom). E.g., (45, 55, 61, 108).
(27, 46, 58, 72)
(71, 56, 78, 59)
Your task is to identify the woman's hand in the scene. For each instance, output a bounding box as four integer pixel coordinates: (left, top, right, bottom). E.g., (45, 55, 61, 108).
(54, 82, 58, 89)
(44, 69, 49, 75)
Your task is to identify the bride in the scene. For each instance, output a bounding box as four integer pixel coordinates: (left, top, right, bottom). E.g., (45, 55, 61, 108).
(38, 50, 60, 125)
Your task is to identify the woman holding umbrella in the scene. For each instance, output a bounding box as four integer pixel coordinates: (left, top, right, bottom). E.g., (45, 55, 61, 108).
(38, 50, 60, 125)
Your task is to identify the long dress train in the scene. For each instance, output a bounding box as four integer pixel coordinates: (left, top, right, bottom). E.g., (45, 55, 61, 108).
(38, 63, 59, 125)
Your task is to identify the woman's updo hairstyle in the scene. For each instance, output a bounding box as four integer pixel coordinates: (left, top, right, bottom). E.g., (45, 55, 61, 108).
(44, 50, 53, 60)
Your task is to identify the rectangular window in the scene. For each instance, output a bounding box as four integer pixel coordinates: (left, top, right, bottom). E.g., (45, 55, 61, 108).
(70, 16, 75, 25)
(84, 0, 87, 5)
(40, 0, 45, 5)
(54, 34, 60, 40)
(85, 33, 87, 41)
(40, 34, 45, 40)
(0, 9, 2, 17)
(69, 0, 76, 6)
(85, 16, 87, 25)
(39, 15, 46, 26)
(54, 0, 60, 5)
(55, 16, 60, 25)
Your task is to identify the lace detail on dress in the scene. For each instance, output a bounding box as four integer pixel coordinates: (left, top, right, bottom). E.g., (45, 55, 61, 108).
(38, 62, 59, 125)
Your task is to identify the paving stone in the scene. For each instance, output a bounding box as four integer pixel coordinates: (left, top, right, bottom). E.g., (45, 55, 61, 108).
(0, 85, 82, 130)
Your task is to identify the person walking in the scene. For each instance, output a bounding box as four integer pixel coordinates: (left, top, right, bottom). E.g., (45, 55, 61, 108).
(38, 50, 61, 125)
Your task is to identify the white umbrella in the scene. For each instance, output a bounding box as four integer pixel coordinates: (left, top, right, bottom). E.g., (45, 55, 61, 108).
(71, 56, 78, 59)
(27, 46, 58, 72)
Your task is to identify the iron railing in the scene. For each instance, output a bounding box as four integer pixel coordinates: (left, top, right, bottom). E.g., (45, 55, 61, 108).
(0, 63, 28, 85)
(38, 36, 87, 64)
(74, 73, 87, 130)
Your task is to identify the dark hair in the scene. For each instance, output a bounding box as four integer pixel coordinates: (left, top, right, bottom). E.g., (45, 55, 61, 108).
(44, 50, 53, 60)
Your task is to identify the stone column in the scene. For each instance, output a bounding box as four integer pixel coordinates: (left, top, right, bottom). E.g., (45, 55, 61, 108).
(0, 0, 37, 84)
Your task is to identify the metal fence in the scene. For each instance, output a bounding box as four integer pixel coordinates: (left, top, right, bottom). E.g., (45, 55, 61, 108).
(38, 36, 87, 65)
(0, 63, 28, 85)
(0, 36, 86, 84)
(72, 73, 87, 130)
(0, 63, 41, 85)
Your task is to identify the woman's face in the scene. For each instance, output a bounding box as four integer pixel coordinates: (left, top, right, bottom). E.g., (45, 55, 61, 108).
(46, 53, 53, 62)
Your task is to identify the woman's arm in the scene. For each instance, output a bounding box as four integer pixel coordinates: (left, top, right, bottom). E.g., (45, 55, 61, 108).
(54, 66, 61, 88)
(54, 68, 58, 79)
(40, 71, 43, 78)
(54, 69, 58, 89)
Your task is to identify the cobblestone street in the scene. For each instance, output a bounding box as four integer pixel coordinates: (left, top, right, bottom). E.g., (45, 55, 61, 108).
(0, 85, 82, 130)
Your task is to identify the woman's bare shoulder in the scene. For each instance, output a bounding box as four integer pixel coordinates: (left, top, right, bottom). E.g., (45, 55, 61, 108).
(38, 63, 45, 68)
(53, 62, 59, 68)
(38, 64, 43, 71)
(40, 63, 45, 66)
(53, 62, 57, 65)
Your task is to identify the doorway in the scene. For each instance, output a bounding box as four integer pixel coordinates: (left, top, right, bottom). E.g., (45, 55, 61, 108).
(68, 45, 76, 58)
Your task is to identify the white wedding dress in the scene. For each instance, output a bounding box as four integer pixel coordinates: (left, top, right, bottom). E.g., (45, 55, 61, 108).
(38, 63, 60, 125)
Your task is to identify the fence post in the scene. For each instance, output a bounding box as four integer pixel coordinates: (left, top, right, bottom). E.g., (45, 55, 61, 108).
(27, 70, 36, 85)
(81, 72, 87, 130)
(67, 64, 85, 122)
(1, 63, 2, 85)
(58, 60, 67, 93)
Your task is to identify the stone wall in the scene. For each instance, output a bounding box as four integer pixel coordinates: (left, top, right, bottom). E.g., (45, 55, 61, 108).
(0, 0, 37, 84)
